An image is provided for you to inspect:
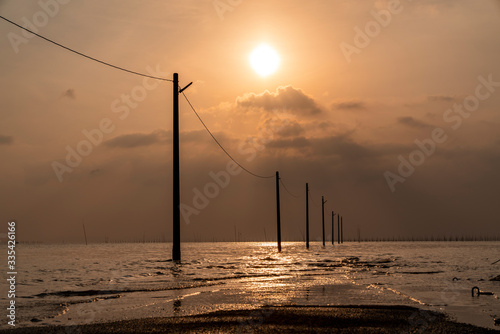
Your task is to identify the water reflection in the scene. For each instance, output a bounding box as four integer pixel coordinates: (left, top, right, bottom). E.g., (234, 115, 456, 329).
(170, 264, 182, 278)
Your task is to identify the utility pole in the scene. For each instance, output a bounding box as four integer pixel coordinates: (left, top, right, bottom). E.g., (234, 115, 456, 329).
(276, 171, 282, 252)
(172, 73, 192, 262)
(332, 211, 335, 245)
(321, 196, 327, 247)
(172, 73, 181, 262)
(306, 183, 309, 249)
(341, 216, 344, 244)
(338, 213, 340, 244)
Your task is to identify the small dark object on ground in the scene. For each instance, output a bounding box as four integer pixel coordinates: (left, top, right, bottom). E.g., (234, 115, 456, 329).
(472, 286, 494, 296)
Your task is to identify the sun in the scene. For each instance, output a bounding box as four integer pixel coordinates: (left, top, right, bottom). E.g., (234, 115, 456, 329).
(249, 44, 280, 77)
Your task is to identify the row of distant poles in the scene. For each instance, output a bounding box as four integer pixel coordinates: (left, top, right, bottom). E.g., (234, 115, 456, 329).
(277, 173, 344, 253)
(171, 74, 344, 262)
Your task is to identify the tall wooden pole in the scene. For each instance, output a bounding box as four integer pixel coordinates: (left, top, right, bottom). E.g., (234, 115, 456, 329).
(306, 183, 309, 249)
(331, 211, 334, 245)
(276, 171, 282, 252)
(321, 196, 326, 247)
(341, 216, 344, 244)
(337, 213, 340, 244)
(172, 73, 181, 261)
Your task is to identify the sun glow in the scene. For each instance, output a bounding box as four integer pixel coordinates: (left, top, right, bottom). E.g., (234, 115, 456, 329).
(249, 44, 280, 77)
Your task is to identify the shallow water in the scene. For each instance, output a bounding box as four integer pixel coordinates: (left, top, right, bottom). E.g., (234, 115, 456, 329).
(2, 241, 499, 330)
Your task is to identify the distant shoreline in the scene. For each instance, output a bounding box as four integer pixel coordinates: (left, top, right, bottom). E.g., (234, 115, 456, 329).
(2, 305, 497, 333)
(13, 239, 500, 245)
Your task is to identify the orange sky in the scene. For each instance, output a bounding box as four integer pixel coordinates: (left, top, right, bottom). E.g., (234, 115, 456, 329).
(1, 1, 500, 242)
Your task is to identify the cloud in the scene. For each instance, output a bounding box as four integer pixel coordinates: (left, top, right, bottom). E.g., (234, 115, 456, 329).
(427, 95, 457, 103)
(236, 85, 323, 116)
(0, 135, 13, 145)
(277, 121, 304, 137)
(264, 131, 379, 161)
(105, 130, 169, 148)
(397, 116, 433, 129)
(331, 100, 366, 110)
(267, 136, 310, 149)
(316, 120, 334, 130)
(89, 169, 101, 175)
(181, 129, 214, 143)
(104, 129, 225, 149)
(61, 89, 76, 100)
(312, 134, 372, 160)
(259, 118, 305, 138)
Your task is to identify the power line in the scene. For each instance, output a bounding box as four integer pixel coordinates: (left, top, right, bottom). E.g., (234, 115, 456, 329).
(1, 13, 272, 179)
(279, 178, 302, 198)
(1, 14, 274, 179)
(309, 191, 321, 205)
(0, 15, 172, 82)
(181, 92, 274, 179)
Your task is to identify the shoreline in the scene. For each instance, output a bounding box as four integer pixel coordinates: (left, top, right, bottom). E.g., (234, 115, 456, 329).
(2, 305, 498, 333)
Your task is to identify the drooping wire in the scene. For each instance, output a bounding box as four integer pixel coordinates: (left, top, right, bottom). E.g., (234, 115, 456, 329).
(279, 178, 302, 198)
(181, 92, 274, 179)
(309, 190, 321, 205)
(0, 14, 275, 179)
(0, 15, 173, 82)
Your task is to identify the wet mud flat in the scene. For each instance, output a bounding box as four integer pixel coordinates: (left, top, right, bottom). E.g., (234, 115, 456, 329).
(1, 305, 498, 333)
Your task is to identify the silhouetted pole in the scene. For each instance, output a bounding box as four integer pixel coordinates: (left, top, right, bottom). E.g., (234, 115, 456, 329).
(331, 211, 335, 245)
(306, 183, 310, 249)
(321, 196, 327, 247)
(337, 213, 340, 244)
(341, 216, 344, 244)
(170, 75, 193, 261)
(172, 73, 181, 261)
(276, 171, 282, 252)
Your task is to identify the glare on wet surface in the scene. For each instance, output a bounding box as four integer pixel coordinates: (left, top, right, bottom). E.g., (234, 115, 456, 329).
(6, 241, 500, 330)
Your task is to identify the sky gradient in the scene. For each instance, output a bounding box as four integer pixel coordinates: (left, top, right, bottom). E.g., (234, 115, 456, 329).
(1, 0, 500, 243)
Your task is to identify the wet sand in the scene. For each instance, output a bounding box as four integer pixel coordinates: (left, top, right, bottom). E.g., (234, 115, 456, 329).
(2, 305, 498, 333)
